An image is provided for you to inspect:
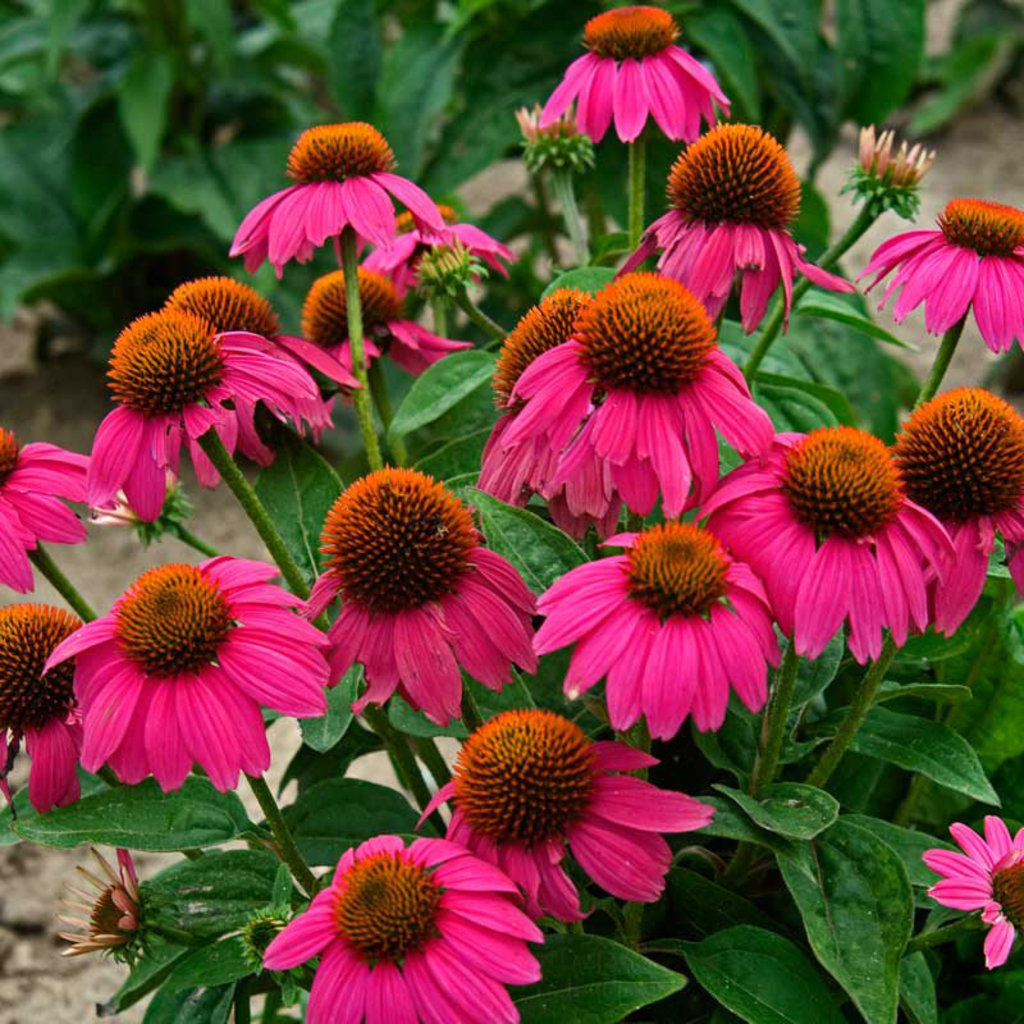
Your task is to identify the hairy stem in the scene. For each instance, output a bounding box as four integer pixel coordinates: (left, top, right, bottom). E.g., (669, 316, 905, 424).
(455, 289, 507, 344)
(169, 523, 220, 558)
(750, 643, 800, 796)
(246, 773, 317, 896)
(627, 135, 646, 251)
(29, 546, 96, 621)
(368, 360, 408, 466)
(550, 168, 589, 265)
(915, 316, 967, 408)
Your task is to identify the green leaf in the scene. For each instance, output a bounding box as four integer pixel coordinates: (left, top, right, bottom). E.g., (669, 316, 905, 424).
(691, 702, 759, 782)
(837, 0, 926, 124)
(715, 783, 840, 840)
(388, 350, 496, 443)
(792, 634, 844, 707)
(415, 427, 491, 483)
(683, 925, 846, 1024)
(685, 7, 761, 121)
(143, 850, 279, 938)
(776, 818, 914, 1024)
(753, 379, 838, 433)
(465, 488, 587, 593)
(299, 666, 359, 753)
(253, 430, 343, 583)
(795, 292, 916, 350)
(143, 982, 235, 1024)
(846, 706, 999, 805)
(755, 372, 858, 427)
(727, 0, 818, 73)
(540, 267, 616, 299)
(103, 940, 192, 1014)
(327, 0, 380, 120)
(909, 35, 1003, 136)
(283, 778, 421, 865)
(116, 52, 174, 170)
(0, 768, 106, 846)
(900, 951, 938, 1024)
(698, 797, 791, 852)
(843, 814, 954, 888)
(280, 721, 383, 794)
(514, 933, 686, 1023)
(873, 680, 972, 705)
(166, 936, 252, 991)
(390, 693, 468, 740)
(14, 777, 250, 851)
(667, 869, 782, 938)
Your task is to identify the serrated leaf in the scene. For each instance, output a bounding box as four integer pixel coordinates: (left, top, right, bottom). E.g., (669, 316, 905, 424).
(715, 783, 839, 840)
(514, 933, 686, 1023)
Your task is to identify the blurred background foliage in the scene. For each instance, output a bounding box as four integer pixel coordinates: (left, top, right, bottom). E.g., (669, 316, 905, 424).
(0, 0, 1021, 355)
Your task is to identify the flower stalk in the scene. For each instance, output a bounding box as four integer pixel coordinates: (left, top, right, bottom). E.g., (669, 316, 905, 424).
(915, 316, 967, 408)
(246, 773, 318, 897)
(549, 167, 590, 265)
(628, 136, 646, 251)
(750, 643, 800, 796)
(29, 546, 96, 622)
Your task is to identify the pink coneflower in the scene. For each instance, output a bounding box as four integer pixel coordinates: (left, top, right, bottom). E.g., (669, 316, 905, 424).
(302, 268, 470, 376)
(263, 834, 542, 1024)
(703, 427, 953, 663)
(307, 468, 537, 725)
(924, 816, 1024, 970)
(0, 604, 82, 813)
(230, 123, 445, 277)
(894, 389, 1024, 633)
(532, 524, 778, 736)
(625, 124, 855, 331)
(479, 288, 620, 539)
(420, 709, 714, 920)
(59, 848, 141, 961)
(862, 198, 1024, 352)
(165, 276, 357, 394)
(363, 206, 517, 292)
(45, 557, 330, 792)
(0, 428, 87, 593)
(500, 273, 772, 523)
(88, 308, 324, 523)
(541, 6, 729, 143)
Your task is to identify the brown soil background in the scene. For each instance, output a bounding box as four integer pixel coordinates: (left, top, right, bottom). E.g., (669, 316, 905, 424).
(1, 3, 1022, 1019)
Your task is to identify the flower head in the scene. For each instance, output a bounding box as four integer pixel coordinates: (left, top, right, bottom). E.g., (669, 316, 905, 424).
(0, 604, 82, 813)
(302, 268, 470, 376)
(499, 273, 772, 524)
(843, 125, 934, 220)
(46, 557, 330, 792)
(862, 197, 1024, 353)
(516, 104, 595, 176)
(541, 6, 729, 143)
(704, 427, 953, 662)
(625, 124, 855, 331)
(421, 709, 714, 919)
(0, 427, 87, 592)
(89, 309, 324, 522)
(308, 469, 537, 724)
(925, 816, 1024, 969)
(363, 204, 517, 292)
(59, 848, 140, 962)
(230, 122, 445, 277)
(263, 834, 542, 1024)
(534, 524, 778, 735)
(894, 388, 1024, 632)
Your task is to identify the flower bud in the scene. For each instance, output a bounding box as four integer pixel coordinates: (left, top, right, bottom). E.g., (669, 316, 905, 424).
(516, 104, 595, 176)
(843, 125, 935, 220)
(416, 240, 485, 299)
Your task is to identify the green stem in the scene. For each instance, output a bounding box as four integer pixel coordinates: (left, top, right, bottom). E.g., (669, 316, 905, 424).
(531, 176, 561, 265)
(907, 915, 983, 952)
(804, 635, 897, 789)
(413, 737, 452, 788)
(339, 227, 384, 472)
(454, 290, 507, 345)
(97, 765, 121, 788)
(625, 510, 645, 533)
(368, 360, 408, 467)
(627, 135, 646, 250)
(743, 203, 877, 382)
(197, 431, 310, 599)
(915, 316, 967, 408)
(750, 643, 800, 796)
(149, 922, 202, 947)
(246, 774, 317, 896)
(431, 296, 449, 339)
(460, 689, 484, 734)
(550, 168, 589, 265)
(234, 980, 251, 1024)
(29, 545, 96, 621)
(261, 989, 282, 1023)
(169, 523, 220, 558)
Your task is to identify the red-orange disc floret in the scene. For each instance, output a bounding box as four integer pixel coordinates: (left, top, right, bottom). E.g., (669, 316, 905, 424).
(453, 709, 596, 844)
(396, 205, 458, 233)
(583, 6, 678, 60)
(286, 123, 396, 183)
(667, 123, 801, 230)
(301, 269, 404, 350)
(165, 277, 281, 337)
(0, 428, 19, 481)
(938, 198, 1024, 258)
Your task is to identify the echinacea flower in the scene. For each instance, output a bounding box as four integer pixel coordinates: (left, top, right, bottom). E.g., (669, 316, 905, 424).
(45, 557, 330, 792)
(59, 848, 140, 961)
(302, 268, 470, 376)
(501, 273, 772, 523)
(704, 427, 952, 663)
(625, 124, 855, 331)
(541, 6, 729, 143)
(0, 428, 87, 592)
(88, 309, 324, 523)
(479, 287, 621, 539)
(420, 709, 714, 919)
(263, 834, 542, 1024)
(363, 206, 517, 292)
(924, 816, 1024, 969)
(862, 197, 1024, 353)
(165, 275, 357, 394)
(894, 388, 1024, 633)
(230, 122, 445, 277)
(307, 468, 537, 725)
(0, 604, 82, 813)
(533, 524, 779, 736)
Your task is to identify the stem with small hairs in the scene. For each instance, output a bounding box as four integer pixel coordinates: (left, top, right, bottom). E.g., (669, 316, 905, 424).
(550, 168, 589, 265)
(169, 523, 220, 558)
(368, 360, 408, 466)
(454, 289, 507, 344)
(907, 915, 984, 952)
(431, 296, 449, 338)
(627, 135, 646, 251)
(246, 774, 318, 896)
(915, 316, 967, 408)
(750, 643, 800, 796)
(29, 546, 96, 621)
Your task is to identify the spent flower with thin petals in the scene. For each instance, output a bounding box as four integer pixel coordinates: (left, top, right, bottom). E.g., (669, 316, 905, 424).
(59, 848, 141, 962)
